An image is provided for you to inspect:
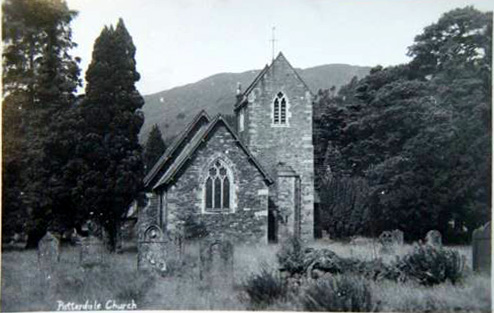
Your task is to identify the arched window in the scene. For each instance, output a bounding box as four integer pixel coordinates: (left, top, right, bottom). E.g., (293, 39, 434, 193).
(273, 92, 288, 125)
(204, 159, 233, 212)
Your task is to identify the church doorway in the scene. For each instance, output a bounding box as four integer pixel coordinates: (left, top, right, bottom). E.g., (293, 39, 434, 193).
(268, 208, 277, 243)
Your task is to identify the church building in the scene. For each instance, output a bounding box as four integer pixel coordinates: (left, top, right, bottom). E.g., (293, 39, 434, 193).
(139, 52, 315, 245)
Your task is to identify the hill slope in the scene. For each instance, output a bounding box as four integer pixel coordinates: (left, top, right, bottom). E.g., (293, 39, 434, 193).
(140, 64, 370, 143)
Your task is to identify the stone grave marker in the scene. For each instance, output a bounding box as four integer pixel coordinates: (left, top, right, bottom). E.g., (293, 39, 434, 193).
(138, 225, 167, 273)
(38, 232, 60, 272)
(37, 232, 61, 299)
(80, 235, 107, 266)
(425, 230, 442, 247)
(391, 229, 404, 245)
(199, 239, 234, 287)
(378, 231, 394, 253)
(472, 222, 491, 273)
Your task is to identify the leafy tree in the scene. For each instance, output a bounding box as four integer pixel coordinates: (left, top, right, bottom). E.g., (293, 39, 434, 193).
(79, 19, 144, 249)
(143, 124, 166, 171)
(2, 0, 81, 246)
(408, 6, 492, 235)
(315, 7, 491, 242)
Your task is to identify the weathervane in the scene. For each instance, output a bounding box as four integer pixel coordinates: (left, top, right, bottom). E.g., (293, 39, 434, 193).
(270, 26, 277, 61)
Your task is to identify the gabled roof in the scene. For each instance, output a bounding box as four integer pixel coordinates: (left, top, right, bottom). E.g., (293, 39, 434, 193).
(152, 114, 274, 190)
(235, 52, 313, 111)
(144, 110, 211, 188)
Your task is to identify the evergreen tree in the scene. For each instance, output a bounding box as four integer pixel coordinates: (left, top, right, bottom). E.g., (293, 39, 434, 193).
(144, 124, 166, 171)
(80, 19, 144, 249)
(2, 0, 81, 246)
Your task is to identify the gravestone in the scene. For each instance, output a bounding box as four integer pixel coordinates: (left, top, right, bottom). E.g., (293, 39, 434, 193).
(138, 225, 167, 273)
(80, 235, 107, 266)
(199, 239, 234, 287)
(37, 232, 60, 298)
(38, 232, 60, 272)
(472, 222, 491, 273)
(425, 230, 442, 247)
(378, 231, 394, 253)
(391, 229, 404, 245)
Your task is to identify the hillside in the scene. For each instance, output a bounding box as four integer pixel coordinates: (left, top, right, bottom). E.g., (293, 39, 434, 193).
(140, 64, 370, 143)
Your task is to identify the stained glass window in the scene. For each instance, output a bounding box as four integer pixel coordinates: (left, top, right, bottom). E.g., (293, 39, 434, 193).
(223, 177, 230, 208)
(206, 177, 213, 209)
(204, 159, 233, 212)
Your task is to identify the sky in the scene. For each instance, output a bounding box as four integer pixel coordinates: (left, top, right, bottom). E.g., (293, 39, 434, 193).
(66, 0, 494, 95)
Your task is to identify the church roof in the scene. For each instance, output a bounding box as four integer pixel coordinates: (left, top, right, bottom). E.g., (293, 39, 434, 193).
(234, 52, 313, 111)
(144, 110, 211, 188)
(150, 113, 274, 190)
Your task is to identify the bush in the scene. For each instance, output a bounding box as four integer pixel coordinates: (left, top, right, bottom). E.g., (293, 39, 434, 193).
(305, 248, 346, 276)
(397, 244, 465, 286)
(277, 237, 306, 274)
(350, 258, 403, 281)
(242, 267, 287, 308)
(302, 275, 375, 312)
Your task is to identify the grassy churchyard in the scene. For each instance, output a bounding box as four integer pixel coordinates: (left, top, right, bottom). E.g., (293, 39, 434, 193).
(1, 239, 491, 312)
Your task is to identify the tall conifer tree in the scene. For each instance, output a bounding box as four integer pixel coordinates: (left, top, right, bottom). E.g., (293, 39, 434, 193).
(2, 0, 81, 246)
(143, 124, 166, 171)
(80, 19, 144, 249)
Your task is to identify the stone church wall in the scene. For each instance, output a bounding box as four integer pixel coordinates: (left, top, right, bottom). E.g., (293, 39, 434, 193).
(163, 124, 270, 244)
(239, 55, 315, 241)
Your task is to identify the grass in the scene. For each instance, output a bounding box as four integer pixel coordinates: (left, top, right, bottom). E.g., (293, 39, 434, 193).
(1, 240, 490, 312)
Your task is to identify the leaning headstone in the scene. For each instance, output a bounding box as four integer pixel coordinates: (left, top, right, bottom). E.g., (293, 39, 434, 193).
(379, 231, 394, 253)
(391, 229, 404, 245)
(80, 235, 106, 267)
(199, 239, 234, 287)
(38, 232, 60, 272)
(138, 225, 167, 273)
(425, 230, 442, 247)
(472, 222, 491, 273)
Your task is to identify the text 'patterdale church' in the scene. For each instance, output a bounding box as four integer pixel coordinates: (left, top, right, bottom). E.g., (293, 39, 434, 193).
(139, 52, 318, 247)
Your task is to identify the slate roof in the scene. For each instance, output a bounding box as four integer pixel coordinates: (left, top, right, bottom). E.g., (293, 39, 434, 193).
(148, 112, 274, 191)
(144, 110, 210, 189)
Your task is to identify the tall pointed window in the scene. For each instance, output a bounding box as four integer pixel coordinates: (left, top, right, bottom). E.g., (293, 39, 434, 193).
(204, 159, 233, 212)
(273, 92, 288, 125)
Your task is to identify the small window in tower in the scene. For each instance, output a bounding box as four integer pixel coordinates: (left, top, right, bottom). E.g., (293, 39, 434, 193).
(272, 92, 288, 126)
(280, 98, 287, 124)
(273, 98, 280, 124)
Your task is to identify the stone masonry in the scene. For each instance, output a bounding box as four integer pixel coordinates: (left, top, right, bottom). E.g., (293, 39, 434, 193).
(236, 52, 315, 241)
(142, 121, 271, 245)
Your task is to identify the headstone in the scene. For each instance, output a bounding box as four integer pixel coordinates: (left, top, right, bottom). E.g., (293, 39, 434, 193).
(391, 229, 404, 245)
(379, 231, 394, 253)
(199, 239, 234, 287)
(425, 230, 442, 247)
(38, 232, 60, 272)
(472, 222, 491, 273)
(172, 224, 185, 260)
(138, 225, 167, 273)
(37, 232, 60, 298)
(80, 235, 107, 266)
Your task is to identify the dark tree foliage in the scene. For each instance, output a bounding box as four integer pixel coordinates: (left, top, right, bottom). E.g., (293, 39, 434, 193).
(314, 7, 491, 242)
(79, 19, 145, 249)
(144, 124, 166, 171)
(2, 0, 81, 246)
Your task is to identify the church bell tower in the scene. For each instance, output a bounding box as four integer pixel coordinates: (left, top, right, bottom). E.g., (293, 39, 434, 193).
(234, 52, 315, 241)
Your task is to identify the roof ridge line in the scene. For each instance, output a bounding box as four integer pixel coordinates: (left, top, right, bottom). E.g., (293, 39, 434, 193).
(153, 115, 274, 189)
(144, 110, 211, 186)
